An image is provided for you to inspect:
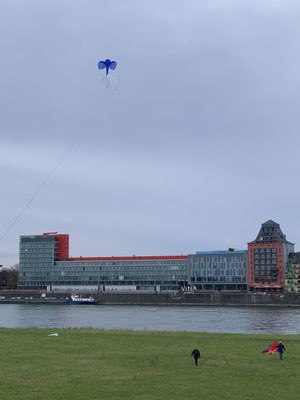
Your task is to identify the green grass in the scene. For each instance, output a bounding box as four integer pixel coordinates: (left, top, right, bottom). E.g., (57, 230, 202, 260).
(0, 328, 299, 400)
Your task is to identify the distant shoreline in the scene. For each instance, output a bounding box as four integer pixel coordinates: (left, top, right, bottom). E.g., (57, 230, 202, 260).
(1, 291, 300, 307)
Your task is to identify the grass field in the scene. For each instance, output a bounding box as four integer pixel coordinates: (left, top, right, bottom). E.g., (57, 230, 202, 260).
(0, 328, 299, 400)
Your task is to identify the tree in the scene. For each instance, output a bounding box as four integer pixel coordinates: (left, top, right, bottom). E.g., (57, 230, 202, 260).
(0, 264, 19, 289)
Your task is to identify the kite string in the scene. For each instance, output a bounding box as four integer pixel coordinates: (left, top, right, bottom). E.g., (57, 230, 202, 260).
(0, 143, 74, 242)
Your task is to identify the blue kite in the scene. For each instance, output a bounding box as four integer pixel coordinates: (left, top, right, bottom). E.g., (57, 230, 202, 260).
(98, 59, 117, 75)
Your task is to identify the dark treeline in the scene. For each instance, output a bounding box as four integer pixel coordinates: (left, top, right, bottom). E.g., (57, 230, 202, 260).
(0, 264, 18, 289)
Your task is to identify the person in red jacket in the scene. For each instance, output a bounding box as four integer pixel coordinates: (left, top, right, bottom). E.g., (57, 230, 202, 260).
(191, 348, 201, 366)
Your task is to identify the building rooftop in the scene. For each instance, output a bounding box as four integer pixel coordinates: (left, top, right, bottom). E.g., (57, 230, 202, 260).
(68, 255, 188, 261)
(195, 250, 247, 255)
(249, 219, 294, 244)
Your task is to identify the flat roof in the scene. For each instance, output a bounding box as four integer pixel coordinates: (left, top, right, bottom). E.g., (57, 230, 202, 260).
(195, 250, 248, 255)
(68, 255, 188, 261)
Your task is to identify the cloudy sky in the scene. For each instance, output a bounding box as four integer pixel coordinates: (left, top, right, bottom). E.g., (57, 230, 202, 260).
(1, 0, 300, 267)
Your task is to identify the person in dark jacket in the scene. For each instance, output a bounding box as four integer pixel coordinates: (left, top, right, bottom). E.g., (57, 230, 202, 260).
(277, 341, 286, 360)
(191, 348, 201, 366)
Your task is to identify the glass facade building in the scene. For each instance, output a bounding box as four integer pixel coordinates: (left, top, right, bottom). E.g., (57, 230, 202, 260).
(52, 258, 188, 292)
(19, 234, 188, 292)
(188, 251, 248, 291)
(19, 235, 59, 289)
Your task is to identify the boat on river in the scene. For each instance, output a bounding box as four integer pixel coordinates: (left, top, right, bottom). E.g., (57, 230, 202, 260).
(66, 295, 97, 304)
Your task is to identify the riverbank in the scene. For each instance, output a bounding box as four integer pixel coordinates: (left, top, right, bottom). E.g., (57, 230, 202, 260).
(0, 328, 299, 400)
(95, 291, 300, 307)
(1, 291, 300, 307)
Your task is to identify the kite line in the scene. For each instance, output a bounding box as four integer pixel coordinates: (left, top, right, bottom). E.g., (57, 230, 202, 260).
(1, 56, 117, 242)
(0, 143, 74, 242)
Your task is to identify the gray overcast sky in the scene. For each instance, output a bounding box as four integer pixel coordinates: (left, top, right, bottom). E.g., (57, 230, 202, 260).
(1, 0, 300, 267)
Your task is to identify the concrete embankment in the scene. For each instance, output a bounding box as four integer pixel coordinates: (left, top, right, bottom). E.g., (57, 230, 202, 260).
(0, 292, 67, 304)
(1, 291, 300, 306)
(95, 292, 300, 306)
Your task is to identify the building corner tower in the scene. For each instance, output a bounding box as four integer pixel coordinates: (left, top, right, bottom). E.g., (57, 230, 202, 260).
(247, 220, 294, 292)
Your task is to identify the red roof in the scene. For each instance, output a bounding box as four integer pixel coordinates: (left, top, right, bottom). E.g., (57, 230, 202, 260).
(68, 255, 187, 261)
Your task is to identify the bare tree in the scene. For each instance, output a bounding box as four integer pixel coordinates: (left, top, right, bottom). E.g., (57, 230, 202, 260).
(0, 264, 19, 289)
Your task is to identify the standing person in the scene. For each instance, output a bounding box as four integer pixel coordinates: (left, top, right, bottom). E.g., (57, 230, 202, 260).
(191, 348, 201, 366)
(277, 341, 286, 360)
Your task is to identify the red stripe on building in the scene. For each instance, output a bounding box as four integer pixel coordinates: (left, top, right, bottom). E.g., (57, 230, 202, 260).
(68, 255, 187, 261)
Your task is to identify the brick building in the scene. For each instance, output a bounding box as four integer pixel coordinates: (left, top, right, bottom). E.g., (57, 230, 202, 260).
(248, 220, 294, 292)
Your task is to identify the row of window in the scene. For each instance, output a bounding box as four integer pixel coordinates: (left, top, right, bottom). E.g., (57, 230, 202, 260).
(22, 272, 185, 279)
(21, 265, 187, 273)
(193, 284, 247, 289)
(191, 263, 245, 269)
(19, 280, 182, 286)
(20, 249, 54, 255)
(60, 260, 187, 266)
(254, 254, 277, 259)
(20, 243, 54, 248)
(255, 261, 277, 266)
(191, 277, 246, 282)
(56, 265, 186, 272)
(256, 266, 279, 271)
(21, 257, 54, 262)
(191, 269, 245, 276)
(254, 248, 279, 253)
(191, 256, 246, 263)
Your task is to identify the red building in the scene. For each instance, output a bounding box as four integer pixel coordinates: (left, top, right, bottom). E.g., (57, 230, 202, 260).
(248, 220, 294, 292)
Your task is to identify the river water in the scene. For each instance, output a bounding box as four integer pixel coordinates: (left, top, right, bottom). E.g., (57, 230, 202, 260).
(1, 304, 300, 334)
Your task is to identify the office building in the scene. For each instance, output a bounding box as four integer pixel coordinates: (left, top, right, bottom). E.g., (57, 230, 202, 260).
(188, 250, 248, 291)
(19, 233, 188, 292)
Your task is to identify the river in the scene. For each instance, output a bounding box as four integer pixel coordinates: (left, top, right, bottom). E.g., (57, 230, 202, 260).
(1, 304, 300, 334)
